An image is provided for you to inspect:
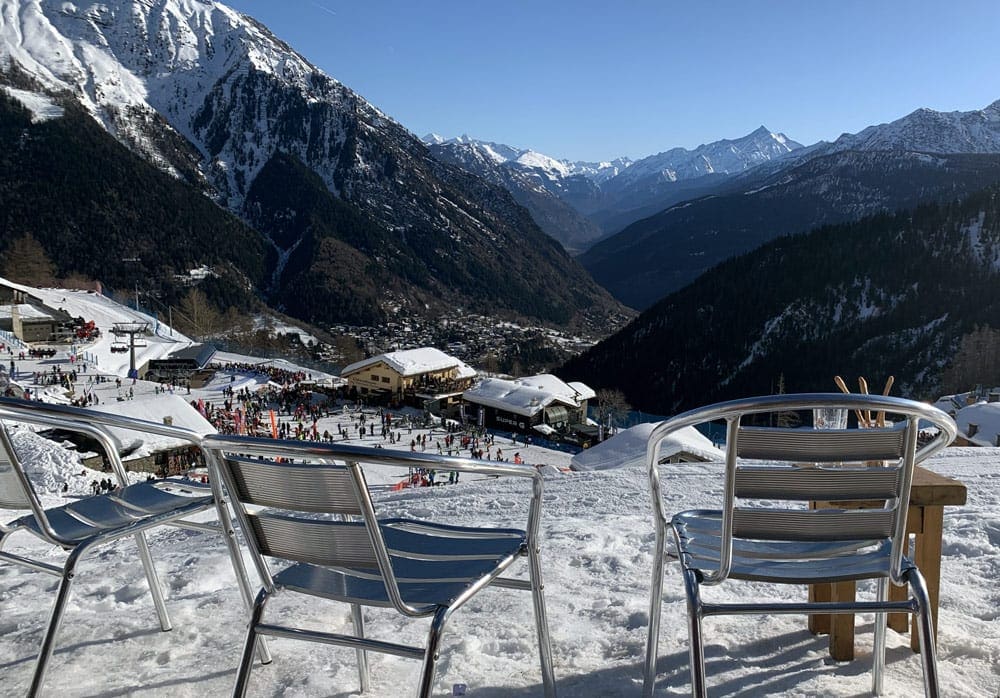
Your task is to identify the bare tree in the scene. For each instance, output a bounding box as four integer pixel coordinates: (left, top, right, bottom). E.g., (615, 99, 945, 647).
(595, 388, 631, 433)
(2, 234, 56, 286)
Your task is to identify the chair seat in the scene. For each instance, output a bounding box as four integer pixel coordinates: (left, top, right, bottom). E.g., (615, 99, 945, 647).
(672, 509, 901, 584)
(274, 518, 527, 608)
(13, 479, 214, 544)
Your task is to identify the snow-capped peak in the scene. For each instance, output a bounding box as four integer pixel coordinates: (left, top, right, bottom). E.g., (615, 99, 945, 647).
(609, 126, 803, 189)
(827, 101, 1000, 154)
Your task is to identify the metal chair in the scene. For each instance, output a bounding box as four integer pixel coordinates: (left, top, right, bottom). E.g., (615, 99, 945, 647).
(642, 393, 956, 697)
(203, 434, 556, 698)
(0, 397, 269, 696)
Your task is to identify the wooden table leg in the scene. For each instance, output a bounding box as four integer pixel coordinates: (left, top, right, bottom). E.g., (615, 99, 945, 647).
(809, 582, 831, 635)
(829, 581, 856, 661)
(887, 580, 909, 633)
(912, 505, 944, 652)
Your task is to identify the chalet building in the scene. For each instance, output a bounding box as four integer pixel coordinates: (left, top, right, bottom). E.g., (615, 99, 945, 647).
(461, 374, 595, 438)
(340, 347, 476, 408)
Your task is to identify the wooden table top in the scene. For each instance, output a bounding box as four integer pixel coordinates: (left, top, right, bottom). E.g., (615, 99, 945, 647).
(909, 465, 967, 506)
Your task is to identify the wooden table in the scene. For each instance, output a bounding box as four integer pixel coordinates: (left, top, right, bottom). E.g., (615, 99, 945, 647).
(807, 465, 967, 661)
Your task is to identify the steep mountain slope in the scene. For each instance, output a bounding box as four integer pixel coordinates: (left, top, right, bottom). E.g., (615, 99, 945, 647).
(0, 88, 266, 306)
(581, 150, 1000, 310)
(562, 186, 1000, 415)
(427, 139, 605, 253)
(0, 0, 626, 329)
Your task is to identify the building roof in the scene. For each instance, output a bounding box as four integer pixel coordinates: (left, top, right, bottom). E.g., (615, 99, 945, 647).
(1, 303, 54, 321)
(160, 343, 216, 367)
(463, 376, 578, 418)
(952, 401, 1000, 446)
(570, 422, 724, 471)
(340, 347, 475, 379)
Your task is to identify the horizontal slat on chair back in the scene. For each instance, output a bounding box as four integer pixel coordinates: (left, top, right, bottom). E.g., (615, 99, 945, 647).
(733, 508, 894, 541)
(735, 465, 901, 501)
(249, 513, 379, 569)
(0, 427, 32, 510)
(737, 426, 905, 463)
(224, 456, 362, 514)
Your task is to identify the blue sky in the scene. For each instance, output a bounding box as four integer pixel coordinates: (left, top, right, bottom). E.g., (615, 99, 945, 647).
(224, 0, 1000, 162)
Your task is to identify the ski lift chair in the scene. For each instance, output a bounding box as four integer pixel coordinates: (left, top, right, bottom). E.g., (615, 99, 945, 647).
(203, 434, 556, 698)
(642, 393, 956, 698)
(0, 398, 269, 696)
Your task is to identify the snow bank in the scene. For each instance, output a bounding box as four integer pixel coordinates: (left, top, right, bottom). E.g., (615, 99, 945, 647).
(8, 428, 91, 496)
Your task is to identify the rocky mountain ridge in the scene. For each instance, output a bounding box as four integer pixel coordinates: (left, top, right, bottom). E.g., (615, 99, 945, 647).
(0, 0, 627, 330)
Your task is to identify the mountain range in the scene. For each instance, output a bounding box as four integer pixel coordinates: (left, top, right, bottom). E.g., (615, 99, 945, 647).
(0, 0, 626, 331)
(426, 101, 1000, 309)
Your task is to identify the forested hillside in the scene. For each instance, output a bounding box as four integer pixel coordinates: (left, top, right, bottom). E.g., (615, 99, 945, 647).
(562, 186, 1000, 414)
(0, 91, 266, 309)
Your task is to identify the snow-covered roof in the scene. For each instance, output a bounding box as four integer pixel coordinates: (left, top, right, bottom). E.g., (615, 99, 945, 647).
(0, 303, 55, 320)
(952, 401, 1000, 447)
(340, 347, 474, 379)
(89, 395, 215, 454)
(500, 374, 594, 404)
(567, 381, 596, 401)
(570, 422, 724, 471)
(463, 377, 577, 418)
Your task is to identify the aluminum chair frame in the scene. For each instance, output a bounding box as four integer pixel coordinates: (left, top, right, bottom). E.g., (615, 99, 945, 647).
(204, 434, 556, 698)
(642, 393, 957, 698)
(0, 397, 269, 696)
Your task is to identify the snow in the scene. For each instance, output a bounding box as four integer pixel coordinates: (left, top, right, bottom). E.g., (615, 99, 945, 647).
(0, 85, 64, 121)
(945, 399, 1000, 447)
(0, 280, 997, 696)
(90, 394, 217, 453)
(1, 426, 997, 696)
(570, 422, 723, 471)
(341, 347, 474, 379)
(463, 376, 576, 418)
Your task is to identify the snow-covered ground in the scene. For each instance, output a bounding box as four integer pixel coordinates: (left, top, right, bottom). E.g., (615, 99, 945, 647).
(0, 284, 998, 696)
(0, 416, 998, 696)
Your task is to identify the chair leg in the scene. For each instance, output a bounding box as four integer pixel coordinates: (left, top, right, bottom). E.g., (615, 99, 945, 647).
(643, 529, 668, 698)
(233, 588, 270, 698)
(906, 570, 940, 698)
(28, 550, 82, 697)
(527, 542, 557, 698)
(872, 577, 888, 695)
(681, 568, 708, 698)
(416, 607, 449, 698)
(351, 604, 370, 693)
(133, 531, 172, 631)
(214, 497, 271, 664)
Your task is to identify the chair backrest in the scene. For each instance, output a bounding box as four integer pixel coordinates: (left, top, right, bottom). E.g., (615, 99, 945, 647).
(205, 434, 496, 617)
(647, 393, 957, 584)
(0, 423, 38, 511)
(0, 397, 211, 544)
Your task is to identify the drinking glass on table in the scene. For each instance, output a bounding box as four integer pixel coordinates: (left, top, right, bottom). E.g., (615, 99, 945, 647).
(813, 407, 847, 430)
